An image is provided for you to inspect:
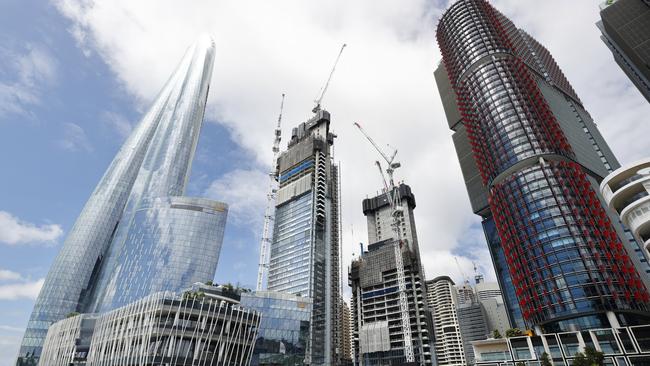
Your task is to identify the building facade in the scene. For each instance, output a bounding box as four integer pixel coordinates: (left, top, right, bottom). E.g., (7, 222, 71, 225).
(240, 291, 313, 366)
(266, 110, 340, 365)
(436, 0, 650, 333)
(601, 158, 650, 253)
(349, 184, 433, 365)
(426, 277, 466, 366)
(474, 277, 511, 337)
(597, 0, 650, 103)
(458, 297, 490, 365)
(472, 325, 650, 366)
(39, 286, 261, 366)
(18, 36, 226, 363)
(340, 299, 353, 365)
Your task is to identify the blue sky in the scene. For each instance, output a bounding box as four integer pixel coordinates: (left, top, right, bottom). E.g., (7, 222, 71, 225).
(2, 0, 650, 363)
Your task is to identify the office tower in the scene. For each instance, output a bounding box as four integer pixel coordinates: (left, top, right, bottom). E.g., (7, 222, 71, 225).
(601, 159, 650, 252)
(340, 299, 353, 365)
(597, 0, 650, 103)
(240, 291, 313, 366)
(349, 184, 433, 366)
(18, 36, 225, 363)
(266, 110, 340, 365)
(435, 0, 650, 333)
(474, 276, 501, 301)
(426, 277, 466, 366)
(39, 285, 261, 366)
(474, 277, 510, 335)
(457, 297, 489, 366)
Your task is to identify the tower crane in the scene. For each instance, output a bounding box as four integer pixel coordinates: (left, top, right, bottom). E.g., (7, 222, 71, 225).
(256, 93, 285, 292)
(353, 122, 415, 364)
(312, 43, 346, 113)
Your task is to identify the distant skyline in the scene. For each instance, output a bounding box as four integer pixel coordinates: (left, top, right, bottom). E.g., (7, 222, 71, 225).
(1, 0, 650, 364)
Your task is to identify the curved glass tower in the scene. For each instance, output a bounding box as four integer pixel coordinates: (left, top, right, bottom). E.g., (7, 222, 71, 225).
(85, 36, 223, 313)
(437, 0, 650, 331)
(17, 36, 225, 363)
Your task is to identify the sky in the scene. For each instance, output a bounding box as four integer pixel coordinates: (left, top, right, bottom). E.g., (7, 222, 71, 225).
(1, 0, 650, 363)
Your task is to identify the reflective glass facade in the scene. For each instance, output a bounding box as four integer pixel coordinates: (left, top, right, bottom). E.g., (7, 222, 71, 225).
(267, 193, 313, 295)
(18, 36, 223, 363)
(266, 111, 340, 365)
(483, 217, 525, 329)
(88, 36, 217, 313)
(240, 291, 312, 366)
(88, 197, 227, 311)
(436, 0, 650, 330)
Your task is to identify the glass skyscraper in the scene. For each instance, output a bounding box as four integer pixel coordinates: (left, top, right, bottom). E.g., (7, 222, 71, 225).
(597, 0, 650, 104)
(266, 110, 341, 365)
(435, 0, 650, 332)
(17, 36, 227, 364)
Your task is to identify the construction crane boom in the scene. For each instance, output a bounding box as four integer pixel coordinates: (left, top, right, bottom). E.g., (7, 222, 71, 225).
(354, 122, 415, 364)
(312, 43, 346, 113)
(256, 93, 285, 292)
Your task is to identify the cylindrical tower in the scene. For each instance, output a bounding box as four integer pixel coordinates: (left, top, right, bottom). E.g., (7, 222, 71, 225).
(437, 0, 649, 330)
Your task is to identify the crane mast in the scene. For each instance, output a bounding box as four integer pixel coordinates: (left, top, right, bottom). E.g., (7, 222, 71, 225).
(354, 122, 415, 364)
(256, 94, 285, 292)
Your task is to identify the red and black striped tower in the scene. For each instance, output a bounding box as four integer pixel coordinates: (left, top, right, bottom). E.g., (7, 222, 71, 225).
(437, 0, 650, 331)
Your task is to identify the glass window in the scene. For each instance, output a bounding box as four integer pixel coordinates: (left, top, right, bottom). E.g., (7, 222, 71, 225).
(512, 338, 532, 360)
(593, 329, 621, 355)
(630, 326, 650, 353)
(559, 332, 581, 357)
(616, 328, 638, 354)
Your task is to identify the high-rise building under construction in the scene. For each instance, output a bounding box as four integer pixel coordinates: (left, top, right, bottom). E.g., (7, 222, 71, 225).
(349, 184, 433, 365)
(266, 110, 341, 365)
(435, 0, 650, 332)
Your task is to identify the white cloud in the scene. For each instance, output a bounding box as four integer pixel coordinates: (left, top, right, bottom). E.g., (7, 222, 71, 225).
(0, 334, 22, 366)
(204, 169, 268, 234)
(0, 270, 23, 282)
(0, 278, 44, 301)
(57, 122, 93, 152)
(0, 44, 57, 117)
(0, 211, 63, 246)
(0, 325, 24, 333)
(50, 0, 650, 296)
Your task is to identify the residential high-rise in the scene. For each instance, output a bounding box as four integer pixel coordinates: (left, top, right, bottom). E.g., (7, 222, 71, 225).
(597, 0, 650, 103)
(426, 277, 466, 366)
(339, 298, 353, 365)
(266, 110, 340, 365)
(18, 36, 225, 363)
(349, 184, 433, 365)
(601, 158, 650, 253)
(436, 0, 650, 333)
